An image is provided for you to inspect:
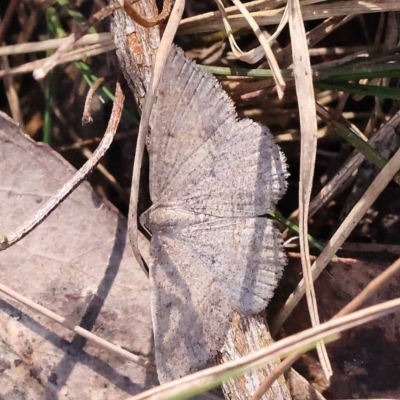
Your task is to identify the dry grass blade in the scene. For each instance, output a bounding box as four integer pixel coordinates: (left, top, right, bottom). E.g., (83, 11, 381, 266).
(128, 0, 186, 273)
(0, 32, 112, 56)
(33, 34, 80, 80)
(125, 298, 400, 400)
(214, 0, 263, 64)
(250, 355, 296, 400)
(230, 0, 285, 98)
(178, 1, 400, 35)
(272, 143, 400, 334)
(287, 0, 332, 378)
(317, 104, 400, 185)
(267, 1, 289, 45)
(187, 0, 286, 25)
(307, 110, 400, 218)
(227, 14, 354, 98)
(0, 41, 116, 78)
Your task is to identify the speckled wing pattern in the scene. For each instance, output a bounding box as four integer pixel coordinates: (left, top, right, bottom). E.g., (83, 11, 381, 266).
(144, 46, 288, 383)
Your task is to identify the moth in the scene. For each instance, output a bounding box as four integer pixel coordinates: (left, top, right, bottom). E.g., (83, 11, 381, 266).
(140, 46, 288, 383)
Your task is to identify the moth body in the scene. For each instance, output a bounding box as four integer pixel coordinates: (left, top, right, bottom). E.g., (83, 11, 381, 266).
(142, 45, 288, 384)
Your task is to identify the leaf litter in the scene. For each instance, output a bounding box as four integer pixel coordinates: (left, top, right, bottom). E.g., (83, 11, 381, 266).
(3, 0, 400, 398)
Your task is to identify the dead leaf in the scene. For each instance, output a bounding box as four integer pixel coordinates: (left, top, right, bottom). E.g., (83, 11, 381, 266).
(0, 112, 157, 399)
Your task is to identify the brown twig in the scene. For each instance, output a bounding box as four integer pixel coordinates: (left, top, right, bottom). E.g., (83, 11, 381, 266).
(51, 103, 128, 206)
(111, 0, 160, 109)
(0, 82, 125, 251)
(123, 0, 172, 28)
(82, 76, 106, 124)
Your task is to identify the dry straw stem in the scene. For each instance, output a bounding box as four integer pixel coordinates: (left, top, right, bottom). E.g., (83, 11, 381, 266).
(288, 109, 400, 222)
(216, 0, 286, 99)
(178, 0, 400, 35)
(250, 353, 296, 400)
(128, 0, 186, 273)
(126, 297, 400, 400)
(307, 110, 400, 218)
(271, 143, 400, 334)
(251, 255, 400, 399)
(316, 104, 400, 186)
(214, 0, 265, 64)
(0, 276, 154, 370)
(0, 82, 125, 251)
(223, 0, 286, 98)
(278, 13, 355, 68)
(0, 32, 112, 56)
(226, 14, 354, 98)
(3, 1, 400, 80)
(0, 41, 116, 78)
(56, 130, 136, 152)
(287, 0, 331, 378)
(33, 34, 84, 80)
